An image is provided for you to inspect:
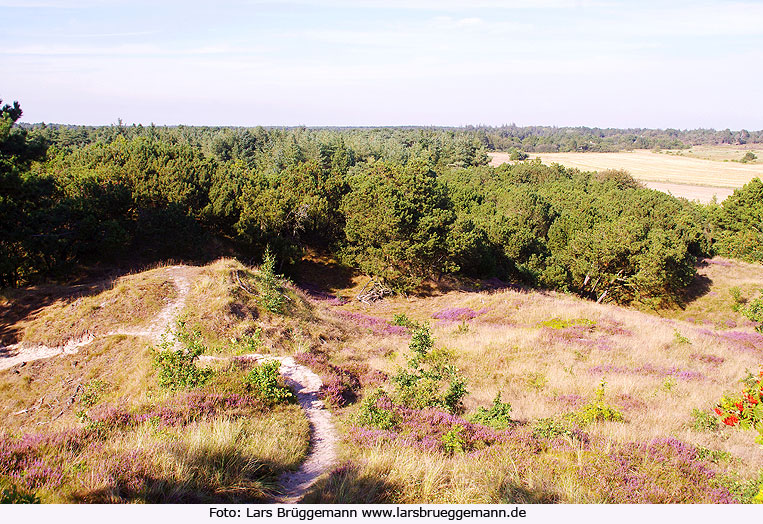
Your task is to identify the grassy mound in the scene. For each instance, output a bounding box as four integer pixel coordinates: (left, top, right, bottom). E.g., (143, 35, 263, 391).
(18, 267, 179, 346)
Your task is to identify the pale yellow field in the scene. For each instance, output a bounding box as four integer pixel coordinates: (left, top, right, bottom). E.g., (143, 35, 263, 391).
(664, 144, 762, 163)
(489, 149, 763, 203)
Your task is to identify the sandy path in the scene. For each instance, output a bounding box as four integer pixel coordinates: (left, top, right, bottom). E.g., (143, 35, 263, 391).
(0, 265, 192, 372)
(198, 353, 337, 502)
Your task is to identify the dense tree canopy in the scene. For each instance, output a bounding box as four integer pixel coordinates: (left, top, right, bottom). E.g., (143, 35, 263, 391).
(3, 102, 762, 307)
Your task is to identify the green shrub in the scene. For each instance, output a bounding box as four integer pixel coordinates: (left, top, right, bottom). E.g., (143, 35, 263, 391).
(729, 286, 743, 307)
(238, 328, 263, 354)
(259, 247, 285, 314)
(391, 324, 468, 414)
(441, 425, 466, 454)
(391, 313, 418, 328)
(531, 417, 575, 440)
(153, 324, 213, 390)
(245, 360, 296, 405)
(572, 381, 624, 425)
(738, 291, 763, 333)
(79, 378, 108, 408)
(355, 390, 397, 430)
(715, 368, 763, 442)
(740, 152, 758, 163)
(690, 408, 720, 432)
(468, 393, 513, 429)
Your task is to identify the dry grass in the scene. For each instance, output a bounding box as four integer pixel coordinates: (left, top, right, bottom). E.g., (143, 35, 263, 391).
(0, 335, 155, 433)
(337, 285, 763, 467)
(658, 257, 763, 326)
(3, 253, 762, 503)
(179, 258, 345, 356)
(18, 267, 178, 346)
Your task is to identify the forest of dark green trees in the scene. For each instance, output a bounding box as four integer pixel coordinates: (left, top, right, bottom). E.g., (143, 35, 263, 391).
(2, 100, 762, 307)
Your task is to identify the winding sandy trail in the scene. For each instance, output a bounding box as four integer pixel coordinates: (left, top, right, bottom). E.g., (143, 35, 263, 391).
(199, 353, 337, 502)
(0, 265, 192, 372)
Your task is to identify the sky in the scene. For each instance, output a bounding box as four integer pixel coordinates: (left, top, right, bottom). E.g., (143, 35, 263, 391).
(2, 0, 763, 128)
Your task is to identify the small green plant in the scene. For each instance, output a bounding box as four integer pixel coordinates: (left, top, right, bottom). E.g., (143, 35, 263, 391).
(540, 317, 595, 330)
(455, 321, 469, 334)
(355, 389, 397, 430)
(525, 371, 547, 391)
(245, 360, 296, 405)
(259, 247, 285, 314)
(690, 408, 720, 432)
(737, 290, 763, 333)
(661, 377, 677, 392)
(392, 313, 418, 328)
(573, 381, 624, 425)
(238, 328, 263, 354)
(79, 378, 108, 408)
(531, 417, 575, 440)
(729, 286, 744, 308)
(153, 324, 214, 390)
(391, 324, 468, 414)
(468, 393, 513, 429)
(695, 445, 731, 462)
(441, 425, 466, 454)
(673, 330, 691, 345)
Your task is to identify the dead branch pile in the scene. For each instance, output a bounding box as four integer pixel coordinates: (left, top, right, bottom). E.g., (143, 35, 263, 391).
(356, 278, 393, 304)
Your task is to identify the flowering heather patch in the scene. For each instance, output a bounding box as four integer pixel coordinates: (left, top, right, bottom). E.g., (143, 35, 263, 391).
(703, 258, 734, 267)
(0, 430, 83, 491)
(588, 363, 706, 381)
(432, 307, 488, 322)
(294, 350, 361, 407)
(541, 323, 615, 352)
(583, 437, 737, 503)
(614, 393, 647, 412)
(551, 394, 585, 408)
(336, 311, 409, 335)
(88, 393, 266, 430)
(717, 330, 763, 353)
(690, 353, 725, 365)
(349, 396, 510, 453)
(347, 407, 737, 503)
(597, 318, 633, 337)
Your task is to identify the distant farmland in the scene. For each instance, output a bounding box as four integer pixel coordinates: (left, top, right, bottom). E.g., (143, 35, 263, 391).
(489, 148, 763, 203)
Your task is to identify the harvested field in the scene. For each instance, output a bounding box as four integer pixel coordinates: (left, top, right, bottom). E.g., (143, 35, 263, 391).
(641, 182, 734, 203)
(489, 149, 763, 203)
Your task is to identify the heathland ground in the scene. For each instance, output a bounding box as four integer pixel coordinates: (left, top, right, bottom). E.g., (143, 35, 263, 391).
(1, 254, 762, 503)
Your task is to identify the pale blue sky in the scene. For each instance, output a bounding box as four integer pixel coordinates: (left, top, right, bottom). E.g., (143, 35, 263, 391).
(2, 0, 762, 128)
